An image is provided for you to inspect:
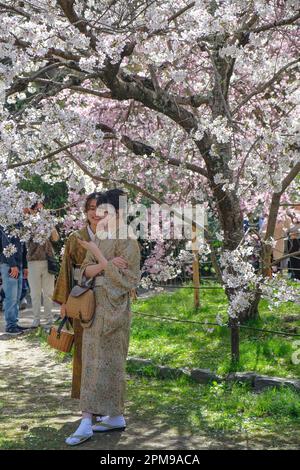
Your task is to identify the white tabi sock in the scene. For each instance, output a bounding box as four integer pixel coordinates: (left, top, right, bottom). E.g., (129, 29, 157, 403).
(93, 415, 126, 431)
(65, 418, 93, 446)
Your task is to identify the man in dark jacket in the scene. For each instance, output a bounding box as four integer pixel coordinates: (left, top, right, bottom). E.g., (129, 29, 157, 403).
(0, 225, 29, 335)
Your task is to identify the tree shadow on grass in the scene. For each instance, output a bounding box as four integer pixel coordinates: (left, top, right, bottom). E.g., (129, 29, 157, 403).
(1, 337, 300, 450)
(20, 422, 125, 450)
(17, 416, 300, 451)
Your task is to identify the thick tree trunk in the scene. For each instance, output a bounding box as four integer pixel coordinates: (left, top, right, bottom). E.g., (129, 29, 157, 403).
(213, 187, 261, 322)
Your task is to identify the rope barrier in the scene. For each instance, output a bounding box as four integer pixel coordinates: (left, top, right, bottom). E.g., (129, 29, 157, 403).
(154, 284, 224, 289)
(133, 311, 300, 338)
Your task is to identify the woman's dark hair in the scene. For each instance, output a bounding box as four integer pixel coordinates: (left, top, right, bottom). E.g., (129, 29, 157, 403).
(97, 188, 126, 212)
(30, 202, 39, 211)
(84, 192, 100, 212)
(30, 201, 43, 211)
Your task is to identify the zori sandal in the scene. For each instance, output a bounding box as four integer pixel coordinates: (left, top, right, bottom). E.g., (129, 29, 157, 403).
(65, 432, 93, 446)
(92, 421, 126, 433)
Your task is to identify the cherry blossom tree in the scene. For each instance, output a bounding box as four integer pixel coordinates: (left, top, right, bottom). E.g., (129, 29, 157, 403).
(0, 0, 299, 326)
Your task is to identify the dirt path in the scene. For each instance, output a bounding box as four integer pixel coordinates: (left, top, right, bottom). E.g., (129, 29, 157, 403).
(0, 334, 299, 450)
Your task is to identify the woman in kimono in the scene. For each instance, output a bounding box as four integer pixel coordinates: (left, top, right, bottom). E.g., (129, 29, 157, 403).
(65, 189, 141, 446)
(53, 192, 123, 398)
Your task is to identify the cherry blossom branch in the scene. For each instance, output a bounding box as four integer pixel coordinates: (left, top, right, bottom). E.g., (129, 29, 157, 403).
(146, 1, 196, 37)
(125, 137, 208, 177)
(6, 62, 66, 97)
(98, 130, 209, 178)
(66, 76, 210, 108)
(249, 11, 300, 34)
(7, 31, 81, 62)
(280, 202, 300, 207)
(7, 140, 84, 169)
(102, 70, 199, 133)
(234, 136, 262, 189)
(68, 85, 112, 98)
(0, 2, 30, 18)
(281, 160, 300, 193)
(174, 93, 212, 107)
(55, 140, 164, 205)
(233, 58, 300, 114)
(57, 0, 97, 49)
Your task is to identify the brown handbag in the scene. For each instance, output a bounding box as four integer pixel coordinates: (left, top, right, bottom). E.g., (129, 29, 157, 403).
(65, 282, 96, 328)
(47, 317, 74, 353)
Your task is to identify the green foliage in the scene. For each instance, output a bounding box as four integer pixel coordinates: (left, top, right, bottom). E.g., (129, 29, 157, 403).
(18, 174, 68, 211)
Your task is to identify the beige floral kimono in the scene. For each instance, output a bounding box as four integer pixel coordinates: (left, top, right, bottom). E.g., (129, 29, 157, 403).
(79, 237, 140, 416)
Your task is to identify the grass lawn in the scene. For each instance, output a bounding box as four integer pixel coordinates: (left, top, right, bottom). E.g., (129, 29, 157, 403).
(1, 337, 300, 449)
(130, 283, 300, 378)
(2, 284, 299, 450)
(126, 374, 300, 445)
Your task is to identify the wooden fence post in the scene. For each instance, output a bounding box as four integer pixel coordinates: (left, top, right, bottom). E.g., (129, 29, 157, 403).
(230, 319, 240, 363)
(192, 224, 200, 309)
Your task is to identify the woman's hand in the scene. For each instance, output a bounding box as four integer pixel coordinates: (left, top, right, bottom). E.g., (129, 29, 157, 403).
(9, 267, 19, 278)
(112, 256, 128, 269)
(77, 239, 102, 261)
(78, 238, 108, 270)
(60, 303, 67, 319)
(51, 228, 60, 242)
(96, 214, 109, 232)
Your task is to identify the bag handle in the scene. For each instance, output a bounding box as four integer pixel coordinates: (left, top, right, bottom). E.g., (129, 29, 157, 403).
(56, 316, 72, 339)
(78, 273, 95, 290)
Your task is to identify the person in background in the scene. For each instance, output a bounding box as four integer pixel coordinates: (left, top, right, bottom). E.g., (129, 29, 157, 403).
(0, 224, 29, 335)
(260, 212, 292, 273)
(287, 205, 300, 280)
(19, 278, 29, 310)
(27, 202, 59, 329)
(0, 275, 29, 311)
(0, 277, 3, 311)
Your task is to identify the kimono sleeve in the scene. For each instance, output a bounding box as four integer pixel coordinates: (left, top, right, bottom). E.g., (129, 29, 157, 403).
(103, 239, 141, 294)
(52, 236, 72, 304)
(78, 248, 98, 286)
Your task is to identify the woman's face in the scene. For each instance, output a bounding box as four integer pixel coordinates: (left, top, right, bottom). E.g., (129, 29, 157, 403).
(96, 203, 118, 230)
(97, 203, 114, 218)
(29, 202, 44, 214)
(86, 199, 100, 227)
